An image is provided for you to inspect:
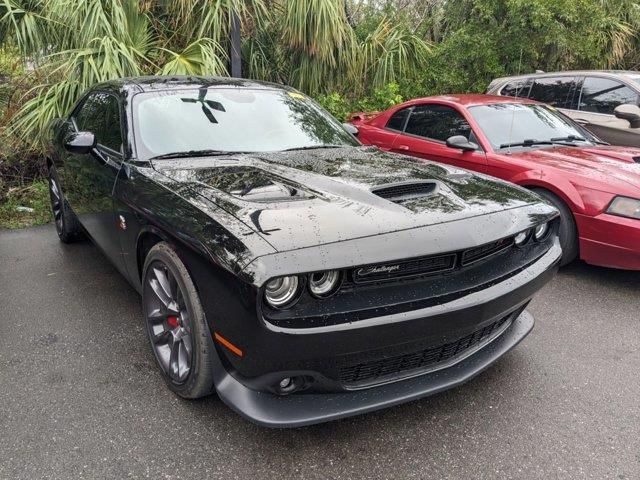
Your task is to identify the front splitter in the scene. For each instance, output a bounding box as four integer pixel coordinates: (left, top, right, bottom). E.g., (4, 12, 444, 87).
(211, 310, 535, 428)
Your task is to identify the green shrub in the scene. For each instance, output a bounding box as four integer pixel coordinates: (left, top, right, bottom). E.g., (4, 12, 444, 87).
(316, 92, 352, 121)
(316, 83, 404, 121)
(0, 180, 51, 229)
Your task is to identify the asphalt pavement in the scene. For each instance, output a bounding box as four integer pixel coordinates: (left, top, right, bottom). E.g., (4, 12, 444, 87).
(1, 224, 639, 479)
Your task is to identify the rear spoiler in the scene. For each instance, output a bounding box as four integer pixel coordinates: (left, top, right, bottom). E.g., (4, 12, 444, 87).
(347, 111, 379, 123)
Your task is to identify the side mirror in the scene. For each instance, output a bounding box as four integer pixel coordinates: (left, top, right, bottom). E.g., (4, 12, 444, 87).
(343, 123, 359, 136)
(64, 131, 96, 154)
(614, 104, 640, 129)
(446, 135, 478, 152)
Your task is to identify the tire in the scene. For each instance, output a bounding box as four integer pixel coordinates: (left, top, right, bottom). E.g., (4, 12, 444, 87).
(531, 188, 578, 266)
(142, 242, 216, 399)
(48, 167, 83, 243)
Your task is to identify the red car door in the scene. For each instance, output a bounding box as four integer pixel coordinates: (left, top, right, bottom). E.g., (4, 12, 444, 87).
(356, 107, 412, 151)
(390, 103, 488, 174)
(359, 124, 399, 151)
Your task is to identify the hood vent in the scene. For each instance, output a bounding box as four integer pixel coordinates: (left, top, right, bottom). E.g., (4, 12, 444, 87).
(371, 181, 438, 201)
(196, 166, 313, 202)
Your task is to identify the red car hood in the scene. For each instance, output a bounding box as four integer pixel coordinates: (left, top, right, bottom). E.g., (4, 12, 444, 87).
(506, 145, 640, 192)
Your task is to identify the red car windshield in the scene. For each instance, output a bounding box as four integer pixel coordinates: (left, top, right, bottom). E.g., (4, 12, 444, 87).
(468, 103, 596, 150)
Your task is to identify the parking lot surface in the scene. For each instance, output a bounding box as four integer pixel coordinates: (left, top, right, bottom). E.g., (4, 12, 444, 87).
(1, 224, 639, 479)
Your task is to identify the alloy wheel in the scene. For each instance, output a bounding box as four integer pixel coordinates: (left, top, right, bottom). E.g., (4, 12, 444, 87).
(49, 177, 64, 233)
(144, 262, 193, 383)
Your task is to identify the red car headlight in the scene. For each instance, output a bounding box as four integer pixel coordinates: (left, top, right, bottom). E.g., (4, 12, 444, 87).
(606, 196, 640, 220)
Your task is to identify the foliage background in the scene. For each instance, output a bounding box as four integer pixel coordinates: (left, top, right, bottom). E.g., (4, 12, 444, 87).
(0, 0, 639, 226)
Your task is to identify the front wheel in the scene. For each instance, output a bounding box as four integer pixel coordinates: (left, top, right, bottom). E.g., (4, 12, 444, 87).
(48, 168, 83, 243)
(531, 188, 578, 266)
(142, 242, 216, 399)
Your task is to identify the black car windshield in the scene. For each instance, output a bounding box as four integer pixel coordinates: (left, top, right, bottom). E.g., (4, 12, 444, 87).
(132, 88, 358, 158)
(468, 103, 596, 151)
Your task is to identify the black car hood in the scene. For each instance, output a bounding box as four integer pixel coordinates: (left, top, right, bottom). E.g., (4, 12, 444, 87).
(151, 146, 541, 252)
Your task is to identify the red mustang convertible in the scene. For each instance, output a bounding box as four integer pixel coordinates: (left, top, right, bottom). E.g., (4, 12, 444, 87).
(350, 94, 640, 270)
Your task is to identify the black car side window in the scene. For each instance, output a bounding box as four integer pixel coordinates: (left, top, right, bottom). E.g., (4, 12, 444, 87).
(73, 92, 123, 153)
(578, 77, 639, 114)
(529, 76, 580, 109)
(404, 104, 473, 143)
(386, 107, 411, 131)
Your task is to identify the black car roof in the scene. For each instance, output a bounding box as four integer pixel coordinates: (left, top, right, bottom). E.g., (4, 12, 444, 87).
(92, 75, 293, 94)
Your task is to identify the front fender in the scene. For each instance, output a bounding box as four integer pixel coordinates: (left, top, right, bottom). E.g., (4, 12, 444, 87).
(511, 172, 585, 212)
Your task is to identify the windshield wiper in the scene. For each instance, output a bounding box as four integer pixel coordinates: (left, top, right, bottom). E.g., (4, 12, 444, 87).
(149, 149, 240, 160)
(549, 135, 587, 143)
(281, 145, 346, 152)
(499, 139, 553, 149)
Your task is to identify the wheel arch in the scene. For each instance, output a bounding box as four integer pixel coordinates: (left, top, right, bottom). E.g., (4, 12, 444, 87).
(134, 225, 228, 295)
(512, 176, 585, 213)
(136, 228, 167, 282)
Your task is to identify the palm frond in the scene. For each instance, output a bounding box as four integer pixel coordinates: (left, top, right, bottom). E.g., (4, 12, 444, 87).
(361, 18, 431, 88)
(10, 80, 83, 145)
(0, 0, 48, 56)
(158, 38, 228, 76)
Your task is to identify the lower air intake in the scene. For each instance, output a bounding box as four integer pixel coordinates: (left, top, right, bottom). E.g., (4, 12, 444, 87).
(339, 315, 512, 388)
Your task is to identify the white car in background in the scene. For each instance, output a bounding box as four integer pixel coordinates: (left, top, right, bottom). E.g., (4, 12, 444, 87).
(487, 70, 640, 147)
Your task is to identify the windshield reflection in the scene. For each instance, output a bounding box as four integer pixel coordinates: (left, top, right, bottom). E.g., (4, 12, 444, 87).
(468, 103, 595, 150)
(133, 88, 358, 159)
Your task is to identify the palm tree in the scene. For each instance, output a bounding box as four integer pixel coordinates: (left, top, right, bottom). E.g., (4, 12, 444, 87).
(0, 0, 264, 142)
(0, 0, 429, 144)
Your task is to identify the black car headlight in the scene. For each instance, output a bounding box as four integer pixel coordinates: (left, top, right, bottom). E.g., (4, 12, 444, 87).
(264, 276, 300, 308)
(607, 196, 640, 220)
(514, 230, 529, 246)
(533, 222, 549, 241)
(308, 270, 341, 298)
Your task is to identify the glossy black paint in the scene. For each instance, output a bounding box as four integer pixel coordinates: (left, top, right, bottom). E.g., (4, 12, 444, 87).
(63, 131, 96, 154)
(47, 76, 561, 427)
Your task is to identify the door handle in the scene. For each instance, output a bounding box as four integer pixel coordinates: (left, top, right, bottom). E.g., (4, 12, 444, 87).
(396, 145, 410, 151)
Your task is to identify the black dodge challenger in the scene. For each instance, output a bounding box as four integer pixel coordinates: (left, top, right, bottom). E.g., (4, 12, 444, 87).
(46, 76, 561, 427)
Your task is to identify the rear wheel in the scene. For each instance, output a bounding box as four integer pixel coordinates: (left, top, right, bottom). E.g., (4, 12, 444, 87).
(48, 168, 83, 243)
(531, 188, 578, 266)
(142, 242, 216, 399)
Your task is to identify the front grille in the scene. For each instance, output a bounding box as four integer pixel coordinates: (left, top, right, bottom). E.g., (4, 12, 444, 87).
(339, 315, 511, 388)
(348, 236, 515, 284)
(353, 254, 455, 284)
(371, 181, 437, 200)
(462, 237, 514, 265)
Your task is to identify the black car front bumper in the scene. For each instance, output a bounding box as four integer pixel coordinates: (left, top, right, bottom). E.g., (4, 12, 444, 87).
(209, 241, 560, 427)
(212, 309, 533, 428)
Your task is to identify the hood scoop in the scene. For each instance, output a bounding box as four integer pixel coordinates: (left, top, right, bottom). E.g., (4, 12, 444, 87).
(186, 166, 314, 203)
(371, 181, 438, 202)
